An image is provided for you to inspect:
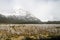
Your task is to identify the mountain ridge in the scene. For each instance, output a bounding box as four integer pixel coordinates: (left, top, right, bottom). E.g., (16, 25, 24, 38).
(0, 9, 41, 24)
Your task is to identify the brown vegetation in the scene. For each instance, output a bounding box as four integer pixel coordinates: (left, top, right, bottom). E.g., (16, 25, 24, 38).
(0, 24, 60, 40)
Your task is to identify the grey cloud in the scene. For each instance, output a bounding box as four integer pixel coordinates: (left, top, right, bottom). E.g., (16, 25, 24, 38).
(48, 1, 60, 21)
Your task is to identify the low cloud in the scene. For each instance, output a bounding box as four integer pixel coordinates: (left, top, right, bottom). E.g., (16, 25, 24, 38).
(0, 0, 60, 21)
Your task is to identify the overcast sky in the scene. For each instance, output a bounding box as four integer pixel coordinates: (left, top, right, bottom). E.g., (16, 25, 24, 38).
(0, 0, 60, 21)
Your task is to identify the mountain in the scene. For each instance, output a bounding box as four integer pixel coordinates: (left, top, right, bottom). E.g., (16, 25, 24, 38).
(0, 9, 41, 24)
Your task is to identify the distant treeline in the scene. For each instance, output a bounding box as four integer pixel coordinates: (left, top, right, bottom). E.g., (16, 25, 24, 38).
(43, 21, 60, 24)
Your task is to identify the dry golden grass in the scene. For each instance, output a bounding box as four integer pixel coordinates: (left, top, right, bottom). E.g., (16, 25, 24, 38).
(0, 24, 60, 40)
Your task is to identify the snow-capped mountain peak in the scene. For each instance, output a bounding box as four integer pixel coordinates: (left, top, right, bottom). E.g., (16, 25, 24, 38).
(0, 9, 29, 16)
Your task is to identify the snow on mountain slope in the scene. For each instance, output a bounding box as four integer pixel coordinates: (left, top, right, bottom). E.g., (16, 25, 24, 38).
(0, 9, 27, 16)
(0, 9, 41, 23)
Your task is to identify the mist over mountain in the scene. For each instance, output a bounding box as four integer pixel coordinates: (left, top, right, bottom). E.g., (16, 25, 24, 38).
(0, 9, 41, 24)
